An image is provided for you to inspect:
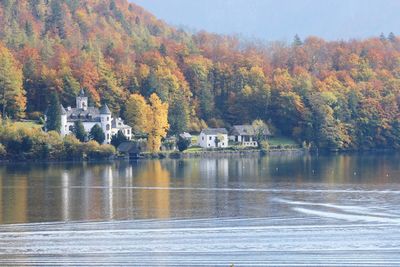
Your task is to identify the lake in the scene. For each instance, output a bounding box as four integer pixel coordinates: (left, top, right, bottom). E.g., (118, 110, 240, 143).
(1, 153, 400, 266)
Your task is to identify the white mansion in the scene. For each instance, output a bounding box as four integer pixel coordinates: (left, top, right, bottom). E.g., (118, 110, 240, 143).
(58, 89, 132, 144)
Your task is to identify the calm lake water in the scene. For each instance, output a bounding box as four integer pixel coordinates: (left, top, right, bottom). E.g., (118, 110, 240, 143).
(1, 153, 400, 266)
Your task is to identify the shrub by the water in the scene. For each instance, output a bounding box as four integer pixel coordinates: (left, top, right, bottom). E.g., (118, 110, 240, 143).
(177, 136, 191, 152)
(0, 120, 116, 161)
(85, 141, 116, 160)
(63, 135, 85, 160)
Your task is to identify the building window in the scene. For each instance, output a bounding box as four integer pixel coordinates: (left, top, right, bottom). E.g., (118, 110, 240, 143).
(202, 136, 204, 141)
(222, 143, 224, 146)
(106, 124, 110, 131)
(107, 134, 110, 140)
(107, 117, 110, 121)
(209, 136, 212, 140)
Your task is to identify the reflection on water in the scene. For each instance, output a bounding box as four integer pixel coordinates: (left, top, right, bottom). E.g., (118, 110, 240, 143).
(0, 153, 399, 224)
(1, 153, 400, 265)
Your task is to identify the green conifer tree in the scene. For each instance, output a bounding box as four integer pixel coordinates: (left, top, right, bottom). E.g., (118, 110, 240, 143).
(111, 130, 128, 148)
(46, 92, 61, 132)
(73, 121, 86, 142)
(89, 124, 105, 144)
(168, 94, 189, 135)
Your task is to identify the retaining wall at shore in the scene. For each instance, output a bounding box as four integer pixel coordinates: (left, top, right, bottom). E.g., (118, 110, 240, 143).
(141, 148, 306, 159)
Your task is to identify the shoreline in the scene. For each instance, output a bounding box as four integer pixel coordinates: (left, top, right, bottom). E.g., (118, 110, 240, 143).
(1, 147, 399, 164)
(0, 148, 305, 164)
(145, 148, 306, 159)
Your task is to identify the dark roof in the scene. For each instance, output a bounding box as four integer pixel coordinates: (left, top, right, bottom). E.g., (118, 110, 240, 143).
(231, 125, 271, 136)
(117, 142, 142, 153)
(66, 107, 101, 122)
(231, 125, 255, 136)
(100, 104, 111, 114)
(201, 128, 228, 135)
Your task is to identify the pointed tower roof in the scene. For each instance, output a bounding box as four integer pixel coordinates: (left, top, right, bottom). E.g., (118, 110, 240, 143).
(79, 88, 85, 97)
(60, 104, 67, 115)
(100, 104, 111, 115)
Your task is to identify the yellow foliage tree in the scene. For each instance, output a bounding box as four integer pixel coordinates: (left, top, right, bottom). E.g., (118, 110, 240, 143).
(144, 93, 169, 152)
(124, 93, 150, 134)
(0, 43, 26, 118)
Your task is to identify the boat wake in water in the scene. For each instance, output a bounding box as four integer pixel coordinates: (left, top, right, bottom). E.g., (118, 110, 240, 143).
(1, 198, 400, 266)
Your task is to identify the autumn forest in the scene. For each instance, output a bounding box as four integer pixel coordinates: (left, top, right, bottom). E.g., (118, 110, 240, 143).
(1, 0, 400, 150)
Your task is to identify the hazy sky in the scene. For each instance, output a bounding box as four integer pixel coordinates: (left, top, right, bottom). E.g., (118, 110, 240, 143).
(131, 0, 400, 41)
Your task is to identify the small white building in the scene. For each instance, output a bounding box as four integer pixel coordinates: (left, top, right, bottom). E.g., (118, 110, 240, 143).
(52, 89, 132, 144)
(229, 125, 271, 147)
(111, 117, 132, 138)
(229, 125, 258, 147)
(198, 128, 229, 148)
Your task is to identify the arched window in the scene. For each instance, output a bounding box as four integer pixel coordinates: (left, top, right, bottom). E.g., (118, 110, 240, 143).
(106, 124, 110, 131)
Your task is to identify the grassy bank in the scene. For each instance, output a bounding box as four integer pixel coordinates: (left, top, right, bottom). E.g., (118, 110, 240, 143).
(268, 136, 299, 148)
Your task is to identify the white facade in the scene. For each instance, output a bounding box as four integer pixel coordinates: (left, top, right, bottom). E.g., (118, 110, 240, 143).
(60, 120, 98, 137)
(229, 135, 258, 147)
(56, 90, 132, 144)
(111, 117, 132, 138)
(198, 128, 229, 148)
(100, 112, 113, 144)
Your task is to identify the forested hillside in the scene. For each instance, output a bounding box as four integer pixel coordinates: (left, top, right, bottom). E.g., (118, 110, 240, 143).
(1, 0, 400, 150)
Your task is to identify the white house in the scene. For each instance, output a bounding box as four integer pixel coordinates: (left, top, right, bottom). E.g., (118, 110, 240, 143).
(111, 117, 132, 138)
(229, 125, 258, 147)
(54, 89, 132, 144)
(229, 125, 271, 147)
(198, 128, 229, 148)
